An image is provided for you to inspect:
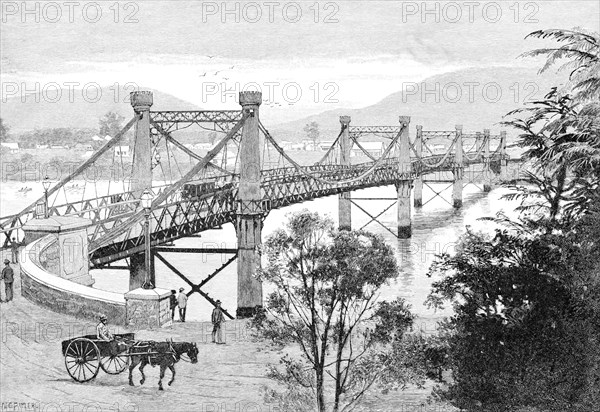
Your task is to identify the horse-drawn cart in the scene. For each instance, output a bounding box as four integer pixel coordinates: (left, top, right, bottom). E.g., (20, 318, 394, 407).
(61, 334, 199, 389)
(61, 333, 134, 382)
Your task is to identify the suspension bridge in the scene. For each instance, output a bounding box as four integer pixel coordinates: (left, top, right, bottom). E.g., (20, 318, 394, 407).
(1, 90, 517, 323)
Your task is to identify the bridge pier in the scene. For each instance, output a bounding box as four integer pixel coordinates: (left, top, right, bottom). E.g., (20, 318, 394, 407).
(452, 125, 464, 208)
(129, 91, 155, 290)
(499, 130, 509, 182)
(236, 91, 263, 318)
(130, 91, 154, 196)
(483, 129, 493, 192)
(397, 116, 412, 238)
(413, 125, 423, 207)
(339, 116, 352, 230)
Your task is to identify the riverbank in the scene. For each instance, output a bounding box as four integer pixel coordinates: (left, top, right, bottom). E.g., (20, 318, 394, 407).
(1, 250, 456, 412)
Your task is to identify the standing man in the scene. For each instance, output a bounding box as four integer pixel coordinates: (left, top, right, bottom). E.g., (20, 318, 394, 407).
(177, 287, 188, 322)
(169, 289, 177, 321)
(10, 238, 20, 264)
(1, 259, 14, 302)
(212, 300, 225, 344)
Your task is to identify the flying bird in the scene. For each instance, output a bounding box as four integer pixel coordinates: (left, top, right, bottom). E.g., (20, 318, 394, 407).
(207, 55, 216, 59)
(199, 72, 207, 77)
(229, 65, 235, 69)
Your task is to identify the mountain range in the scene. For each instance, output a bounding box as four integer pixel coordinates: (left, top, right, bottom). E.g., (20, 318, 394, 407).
(2, 66, 564, 140)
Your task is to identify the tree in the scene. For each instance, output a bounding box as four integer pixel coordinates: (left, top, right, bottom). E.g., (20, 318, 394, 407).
(252, 211, 427, 412)
(502, 89, 600, 221)
(426, 28, 600, 412)
(0, 118, 9, 142)
(303, 121, 320, 148)
(208, 131, 218, 145)
(521, 28, 600, 102)
(99, 111, 125, 138)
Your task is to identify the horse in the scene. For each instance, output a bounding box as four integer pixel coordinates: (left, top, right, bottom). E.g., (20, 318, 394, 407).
(127, 340, 198, 390)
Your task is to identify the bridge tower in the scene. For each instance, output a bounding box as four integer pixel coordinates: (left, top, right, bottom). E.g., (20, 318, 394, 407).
(339, 115, 352, 230)
(499, 130, 508, 182)
(236, 91, 263, 318)
(483, 129, 492, 192)
(452, 124, 464, 208)
(129, 91, 155, 290)
(396, 116, 412, 238)
(413, 125, 424, 207)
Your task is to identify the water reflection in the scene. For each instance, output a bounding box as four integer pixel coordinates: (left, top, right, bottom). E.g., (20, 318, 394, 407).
(0, 181, 517, 323)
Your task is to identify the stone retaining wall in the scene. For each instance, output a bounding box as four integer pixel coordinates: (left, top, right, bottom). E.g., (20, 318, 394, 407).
(20, 236, 127, 325)
(125, 288, 172, 329)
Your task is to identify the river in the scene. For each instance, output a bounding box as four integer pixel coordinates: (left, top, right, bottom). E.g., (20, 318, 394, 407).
(1, 180, 519, 326)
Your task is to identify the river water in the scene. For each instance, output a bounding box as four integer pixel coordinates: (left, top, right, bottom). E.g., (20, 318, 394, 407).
(1, 180, 518, 326)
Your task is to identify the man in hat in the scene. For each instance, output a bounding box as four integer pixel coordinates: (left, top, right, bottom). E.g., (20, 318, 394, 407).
(212, 300, 225, 344)
(10, 237, 21, 264)
(177, 287, 188, 322)
(96, 314, 113, 341)
(1, 259, 15, 302)
(169, 289, 178, 321)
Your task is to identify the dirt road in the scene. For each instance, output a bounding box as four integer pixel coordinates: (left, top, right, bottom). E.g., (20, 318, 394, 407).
(0, 253, 454, 412)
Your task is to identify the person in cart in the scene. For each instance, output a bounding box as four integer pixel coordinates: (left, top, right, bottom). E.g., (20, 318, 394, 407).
(97, 314, 114, 341)
(97, 314, 122, 355)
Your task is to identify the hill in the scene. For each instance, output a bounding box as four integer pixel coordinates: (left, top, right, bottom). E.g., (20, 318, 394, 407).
(269, 66, 565, 141)
(2, 66, 565, 141)
(1, 87, 200, 133)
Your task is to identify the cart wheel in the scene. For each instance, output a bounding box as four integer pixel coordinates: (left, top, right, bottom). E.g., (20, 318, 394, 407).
(100, 354, 129, 374)
(64, 338, 100, 383)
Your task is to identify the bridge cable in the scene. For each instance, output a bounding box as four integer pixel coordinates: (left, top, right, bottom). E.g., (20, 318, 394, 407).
(349, 134, 378, 161)
(89, 114, 247, 252)
(463, 135, 489, 162)
(149, 120, 234, 177)
(314, 125, 346, 165)
(415, 134, 461, 169)
(259, 121, 407, 186)
(1, 114, 138, 224)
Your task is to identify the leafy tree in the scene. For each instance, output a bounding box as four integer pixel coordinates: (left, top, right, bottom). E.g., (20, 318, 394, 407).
(303, 121, 320, 148)
(0, 118, 9, 142)
(252, 211, 427, 412)
(521, 28, 600, 102)
(426, 28, 600, 412)
(99, 111, 125, 138)
(502, 90, 600, 220)
(208, 131, 218, 145)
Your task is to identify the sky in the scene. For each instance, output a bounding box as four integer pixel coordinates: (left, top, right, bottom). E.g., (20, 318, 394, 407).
(1, 1, 599, 122)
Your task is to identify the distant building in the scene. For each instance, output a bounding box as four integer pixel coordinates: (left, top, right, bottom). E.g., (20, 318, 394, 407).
(302, 140, 318, 151)
(104, 135, 112, 141)
(36, 143, 49, 149)
(91, 135, 104, 142)
(279, 140, 293, 150)
(50, 144, 66, 150)
(74, 143, 93, 152)
(291, 143, 304, 151)
(351, 141, 383, 157)
(318, 141, 334, 151)
(0, 142, 20, 153)
(114, 146, 131, 157)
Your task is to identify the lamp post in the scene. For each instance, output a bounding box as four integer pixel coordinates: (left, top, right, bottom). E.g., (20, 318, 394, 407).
(140, 189, 154, 289)
(42, 176, 51, 218)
